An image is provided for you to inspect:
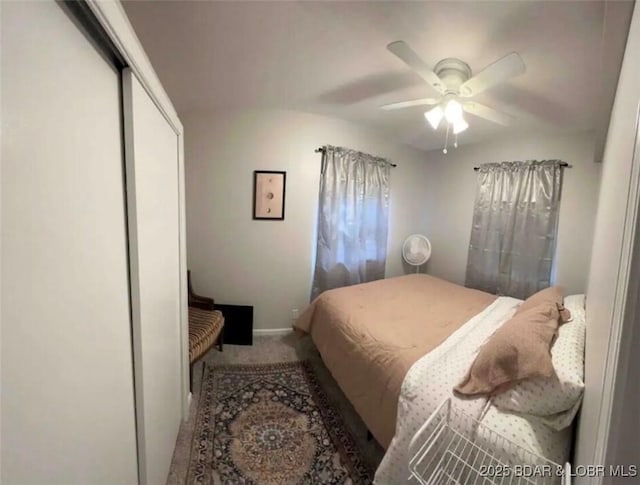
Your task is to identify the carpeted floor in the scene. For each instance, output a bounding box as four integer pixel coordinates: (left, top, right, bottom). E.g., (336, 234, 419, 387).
(166, 333, 384, 485)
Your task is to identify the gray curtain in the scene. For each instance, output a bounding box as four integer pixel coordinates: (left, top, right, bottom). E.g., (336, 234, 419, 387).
(311, 145, 391, 300)
(465, 160, 563, 299)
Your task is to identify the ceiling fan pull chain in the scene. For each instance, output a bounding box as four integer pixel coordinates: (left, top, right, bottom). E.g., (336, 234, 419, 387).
(443, 122, 450, 154)
(454, 132, 459, 149)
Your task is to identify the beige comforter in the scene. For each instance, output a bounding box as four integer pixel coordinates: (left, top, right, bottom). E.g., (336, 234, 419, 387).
(294, 274, 496, 448)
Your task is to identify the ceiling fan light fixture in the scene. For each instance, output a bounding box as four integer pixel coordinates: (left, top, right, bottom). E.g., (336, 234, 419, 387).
(453, 117, 469, 134)
(444, 99, 464, 124)
(424, 106, 444, 130)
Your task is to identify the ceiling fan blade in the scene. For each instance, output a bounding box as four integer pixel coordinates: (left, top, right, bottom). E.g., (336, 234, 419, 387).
(387, 41, 445, 96)
(380, 98, 440, 110)
(459, 52, 525, 97)
(463, 102, 513, 126)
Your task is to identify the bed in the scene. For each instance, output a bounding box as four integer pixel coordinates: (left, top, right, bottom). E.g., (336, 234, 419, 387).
(377, 293, 585, 482)
(294, 273, 497, 448)
(295, 274, 586, 483)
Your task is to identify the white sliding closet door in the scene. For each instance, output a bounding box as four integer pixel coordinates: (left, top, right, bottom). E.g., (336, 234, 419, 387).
(123, 69, 183, 485)
(1, 1, 138, 484)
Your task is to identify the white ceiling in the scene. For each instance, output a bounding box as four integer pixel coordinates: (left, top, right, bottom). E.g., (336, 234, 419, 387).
(122, 0, 633, 152)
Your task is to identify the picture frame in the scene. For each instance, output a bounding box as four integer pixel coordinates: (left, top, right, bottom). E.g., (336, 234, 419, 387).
(253, 170, 286, 220)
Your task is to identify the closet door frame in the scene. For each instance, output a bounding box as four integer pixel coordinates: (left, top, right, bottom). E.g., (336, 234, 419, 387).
(84, 0, 190, 420)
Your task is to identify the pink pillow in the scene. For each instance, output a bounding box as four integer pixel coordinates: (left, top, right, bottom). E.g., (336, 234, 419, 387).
(454, 303, 560, 397)
(515, 286, 571, 323)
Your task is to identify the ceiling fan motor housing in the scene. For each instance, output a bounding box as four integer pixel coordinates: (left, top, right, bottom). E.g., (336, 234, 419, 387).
(433, 58, 472, 95)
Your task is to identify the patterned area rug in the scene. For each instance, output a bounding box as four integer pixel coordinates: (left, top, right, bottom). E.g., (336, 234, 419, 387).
(187, 361, 373, 484)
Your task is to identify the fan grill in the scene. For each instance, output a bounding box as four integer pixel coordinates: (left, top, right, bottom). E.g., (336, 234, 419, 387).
(402, 234, 432, 267)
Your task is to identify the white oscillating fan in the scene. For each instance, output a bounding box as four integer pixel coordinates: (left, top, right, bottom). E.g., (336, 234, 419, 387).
(402, 234, 432, 273)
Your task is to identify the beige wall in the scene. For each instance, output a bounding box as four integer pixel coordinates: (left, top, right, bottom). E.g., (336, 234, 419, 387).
(184, 109, 430, 331)
(422, 131, 601, 296)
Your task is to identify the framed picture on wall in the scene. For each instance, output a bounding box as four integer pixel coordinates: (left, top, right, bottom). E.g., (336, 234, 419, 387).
(253, 170, 286, 220)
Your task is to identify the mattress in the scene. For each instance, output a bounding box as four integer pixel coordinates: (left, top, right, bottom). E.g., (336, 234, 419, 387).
(294, 273, 496, 448)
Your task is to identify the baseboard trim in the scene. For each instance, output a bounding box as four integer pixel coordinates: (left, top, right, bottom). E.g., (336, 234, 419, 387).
(253, 328, 294, 337)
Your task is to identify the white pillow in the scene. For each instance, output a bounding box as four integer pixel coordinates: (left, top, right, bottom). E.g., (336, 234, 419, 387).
(492, 294, 586, 430)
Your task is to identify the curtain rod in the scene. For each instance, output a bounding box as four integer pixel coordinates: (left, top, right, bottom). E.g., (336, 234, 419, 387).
(473, 161, 571, 171)
(315, 147, 397, 167)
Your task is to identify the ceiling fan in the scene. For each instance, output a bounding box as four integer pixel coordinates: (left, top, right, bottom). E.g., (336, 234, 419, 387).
(383, 41, 526, 152)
